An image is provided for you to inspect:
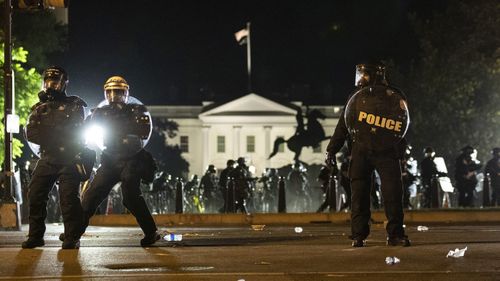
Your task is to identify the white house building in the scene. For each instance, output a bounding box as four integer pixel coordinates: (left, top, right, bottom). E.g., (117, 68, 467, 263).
(148, 93, 342, 177)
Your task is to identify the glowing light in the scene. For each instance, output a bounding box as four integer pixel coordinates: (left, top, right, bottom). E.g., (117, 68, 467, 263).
(84, 124, 105, 150)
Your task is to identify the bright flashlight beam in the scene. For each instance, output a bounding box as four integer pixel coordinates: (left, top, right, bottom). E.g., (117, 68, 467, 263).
(84, 125, 105, 150)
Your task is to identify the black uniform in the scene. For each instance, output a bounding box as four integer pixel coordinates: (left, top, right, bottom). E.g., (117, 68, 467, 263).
(24, 95, 87, 246)
(228, 163, 252, 214)
(484, 152, 500, 206)
(218, 163, 234, 213)
(199, 168, 217, 212)
(81, 103, 157, 239)
(419, 156, 439, 208)
(454, 150, 481, 207)
(326, 84, 409, 246)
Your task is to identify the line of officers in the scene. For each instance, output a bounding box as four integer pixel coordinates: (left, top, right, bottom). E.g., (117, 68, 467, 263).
(20, 66, 160, 249)
(145, 158, 315, 215)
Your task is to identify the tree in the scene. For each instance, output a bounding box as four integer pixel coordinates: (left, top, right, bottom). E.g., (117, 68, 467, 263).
(393, 0, 500, 167)
(11, 10, 68, 70)
(147, 118, 189, 179)
(0, 45, 41, 164)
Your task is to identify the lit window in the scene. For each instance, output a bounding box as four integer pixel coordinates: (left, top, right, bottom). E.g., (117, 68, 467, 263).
(217, 136, 225, 153)
(278, 135, 284, 152)
(313, 142, 322, 153)
(247, 135, 255, 153)
(180, 136, 189, 153)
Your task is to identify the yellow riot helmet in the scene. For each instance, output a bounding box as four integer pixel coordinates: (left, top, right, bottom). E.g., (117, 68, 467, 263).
(104, 76, 129, 104)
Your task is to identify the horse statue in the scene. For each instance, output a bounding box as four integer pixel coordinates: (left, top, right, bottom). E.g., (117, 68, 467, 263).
(268, 107, 330, 161)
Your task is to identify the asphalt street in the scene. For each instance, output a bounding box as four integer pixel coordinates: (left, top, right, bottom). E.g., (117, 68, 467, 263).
(1, 223, 499, 280)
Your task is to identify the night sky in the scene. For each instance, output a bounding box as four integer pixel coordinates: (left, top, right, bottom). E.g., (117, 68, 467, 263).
(56, 0, 444, 108)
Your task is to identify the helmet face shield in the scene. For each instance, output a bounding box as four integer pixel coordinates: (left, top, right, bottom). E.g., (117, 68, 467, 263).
(355, 63, 386, 87)
(43, 66, 68, 93)
(103, 76, 130, 104)
(105, 89, 129, 104)
(355, 67, 370, 87)
(43, 76, 66, 92)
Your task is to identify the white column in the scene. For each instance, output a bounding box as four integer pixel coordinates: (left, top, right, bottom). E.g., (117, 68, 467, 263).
(202, 126, 210, 173)
(264, 126, 272, 167)
(233, 125, 242, 159)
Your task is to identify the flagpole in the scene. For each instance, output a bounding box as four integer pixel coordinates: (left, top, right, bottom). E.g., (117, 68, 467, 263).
(246, 22, 252, 93)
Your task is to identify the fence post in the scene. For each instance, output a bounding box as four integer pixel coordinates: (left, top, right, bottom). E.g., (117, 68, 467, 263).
(483, 173, 491, 207)
(278, 176, 286, 213)
(175, 178, 184, 214)
(226, 177, 236, 213)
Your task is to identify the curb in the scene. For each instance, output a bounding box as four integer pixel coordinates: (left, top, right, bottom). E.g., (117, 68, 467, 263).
(89, 209, 500, 226)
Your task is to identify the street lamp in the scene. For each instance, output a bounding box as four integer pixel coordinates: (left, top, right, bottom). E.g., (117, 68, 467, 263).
(0, 0, 69, 230)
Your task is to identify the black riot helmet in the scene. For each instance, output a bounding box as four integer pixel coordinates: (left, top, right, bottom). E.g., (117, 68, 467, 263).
(42, 66, 68, 94)
(423, 146, 435, 158)
(355, 61, 387, 87)
(492, 147, 500, 158)
(236, 157, 246, 166)
(460, 145, 474, 155)
(104, 76, 129, 104)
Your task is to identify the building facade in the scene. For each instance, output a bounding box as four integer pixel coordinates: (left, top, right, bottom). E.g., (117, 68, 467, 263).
(148, 93, 342, 177)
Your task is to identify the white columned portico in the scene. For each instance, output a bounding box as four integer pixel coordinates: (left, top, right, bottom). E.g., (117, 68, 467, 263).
(202, 125, 210, 172)
(264, 125, 272, 167)
(233, 125, 242, 159)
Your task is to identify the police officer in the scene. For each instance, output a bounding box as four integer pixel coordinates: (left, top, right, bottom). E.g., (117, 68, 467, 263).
(218, 159, 235, 213)
(22, 66, 89, 249)
(485, 148, 500, 206)
(419, 147, 446, 208)
(455, 145, 481, 207)
(228, 157, 253, 214)
(199, 165, 217, 212)
(325, 61, 410, 247)
(80, 76, 159, 246)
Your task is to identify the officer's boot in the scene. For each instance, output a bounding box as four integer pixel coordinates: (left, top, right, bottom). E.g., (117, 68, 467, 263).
(386, 235, 411, 247)
(140, 231, 161, 247)
(21, 237, 45, 249)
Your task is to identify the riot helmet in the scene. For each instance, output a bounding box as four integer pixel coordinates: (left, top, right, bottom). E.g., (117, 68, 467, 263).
(206, 164, 216, 174)
(226, 159, 236, 167)
(492, 147, 500, 158)
(355, 61, 387, 87)
(423, 146, 435, 158)
(42, 66, 68, 94)
(460, 145, 474, 155)
(237, 157, 246, 166)
(104, 76, 129, 104)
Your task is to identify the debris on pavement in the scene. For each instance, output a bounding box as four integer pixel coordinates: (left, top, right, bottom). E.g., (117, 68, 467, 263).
(385, 256, 400, 265)
(446, 246, 467, 258)
(417, 225, 429, 232)
(294, 227, 303, 233)
(251, 225, 265, 231)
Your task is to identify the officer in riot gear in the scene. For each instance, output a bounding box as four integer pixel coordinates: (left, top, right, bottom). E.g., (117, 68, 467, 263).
(79, 76, 159, 246)
(218, 159, 235, 213)
(22, 66, 92, 249)
(325, 61, 410, 247)
(228, 157, 253, 214)
(455, 145, 482, 207)
(199, 165, 217, 212)
(485, 148, 500, 206)
(419, 147, 444, 208)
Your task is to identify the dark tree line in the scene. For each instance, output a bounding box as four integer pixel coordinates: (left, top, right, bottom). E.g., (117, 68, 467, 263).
(389, 0, 499, 168)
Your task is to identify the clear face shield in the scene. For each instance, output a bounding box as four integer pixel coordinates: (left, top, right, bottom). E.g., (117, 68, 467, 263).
(43, 76, 66, 93)
(355, 66, 370, 87)
(105, 89, 129, 104)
